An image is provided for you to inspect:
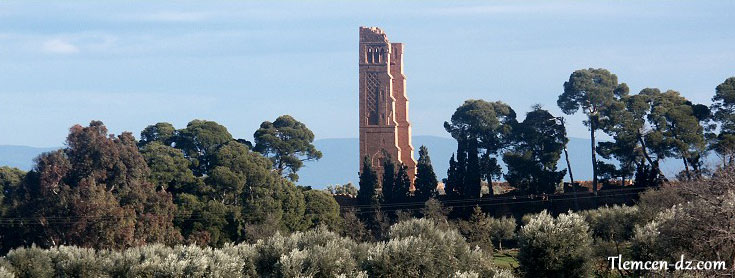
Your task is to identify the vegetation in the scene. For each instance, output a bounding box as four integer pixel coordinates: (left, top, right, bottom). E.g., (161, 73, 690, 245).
(414, 145, 439, 201)
(325, 182, 357, 196)
(0, 221, 511, 278)
(253, 115, 322, 182)
(557, 68, 627, 193)
(503, 106, 567, 194)
(444, 100, 516, 197)
(0, 70, 734, 277)
(518, 211, 592, 277)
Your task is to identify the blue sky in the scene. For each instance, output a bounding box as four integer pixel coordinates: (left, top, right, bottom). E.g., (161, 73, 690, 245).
(1, 1, 734, 147)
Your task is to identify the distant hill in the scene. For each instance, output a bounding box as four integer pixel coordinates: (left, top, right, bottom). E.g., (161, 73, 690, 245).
(1, 137, 713, 189)
(0, 145, 59, 171)
(296, 135, 709, 189)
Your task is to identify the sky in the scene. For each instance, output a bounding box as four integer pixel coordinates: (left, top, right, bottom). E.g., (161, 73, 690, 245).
(1, 1, 734, 147)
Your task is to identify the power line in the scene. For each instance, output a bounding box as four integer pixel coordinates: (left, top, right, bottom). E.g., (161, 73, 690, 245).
(339, 186, 648, 210)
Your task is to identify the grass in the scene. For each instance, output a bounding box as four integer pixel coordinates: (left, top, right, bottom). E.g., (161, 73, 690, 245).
(493, 249, 519, 270)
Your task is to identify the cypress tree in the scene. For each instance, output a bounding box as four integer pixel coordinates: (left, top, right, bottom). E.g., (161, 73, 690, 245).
(415, 145, 438, 201)
(381, 156, 396, 203)
(445, 154, 459, 198)
(455, 139, 468, 197)
(465, 138, 482, 198)
(358, 156, 379, 207)
(394, 163, 412, 204)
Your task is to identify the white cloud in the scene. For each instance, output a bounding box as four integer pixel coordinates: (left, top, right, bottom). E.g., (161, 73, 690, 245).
(42, 39, 79, 54)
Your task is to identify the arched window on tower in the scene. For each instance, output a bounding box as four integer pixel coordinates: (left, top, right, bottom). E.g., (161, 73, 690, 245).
(379, 48, 386, 63)
(367, 48, 373, 63)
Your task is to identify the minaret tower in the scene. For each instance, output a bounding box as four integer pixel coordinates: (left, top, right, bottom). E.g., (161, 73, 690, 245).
(358, 26, 416, 186)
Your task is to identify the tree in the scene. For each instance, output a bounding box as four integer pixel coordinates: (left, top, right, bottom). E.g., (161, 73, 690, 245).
(380, 156, 396, 203)
(339, 208, 369, 242)
(489, 216, 516, 252)
(414, 146, 438, 201)
(0, 167, 25, 215)
(444, 154, 460, 197)
(303, 190, 340, 230)
(557, 68, 627, 193)
(174, 120, 235, 176)
(422, 198, 451, 229)
(326, 183, 358, 196)
(139, 120, 310, 245)
(596, 89, 651, 185)
(445, 100, 517, 197)
(643, 89, 707, 180)
(358, 156, 379, 207)
(4, 121, 180, 251)
(374, 218, 500, 277)
(712, 77, 735, 166)
(394, 164, 411, 204)
(458, 206, 494, 253)
(253, 115, 322, 181)
(0, 167, 26, 251)
(140, 141, 201, 195)
(518, 210, 592, 278)
(503, 106, 567, 194)
(138, 122, 176, 147)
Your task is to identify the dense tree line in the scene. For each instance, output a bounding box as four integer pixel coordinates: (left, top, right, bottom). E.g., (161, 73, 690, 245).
(438, 70, 735, 200)
(0, 116, 337, 253)
(0, 68, 733, 277)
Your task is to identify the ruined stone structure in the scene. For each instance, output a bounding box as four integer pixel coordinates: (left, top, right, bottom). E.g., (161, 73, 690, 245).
(358, 26, 416, 186)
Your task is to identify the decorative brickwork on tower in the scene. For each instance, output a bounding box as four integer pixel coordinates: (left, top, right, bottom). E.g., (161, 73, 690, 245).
(359, 26, 416, 187)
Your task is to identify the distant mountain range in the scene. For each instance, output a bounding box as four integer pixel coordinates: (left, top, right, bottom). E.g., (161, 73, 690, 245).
(0, 145, 58, 171)
(0, 136, 715, 189)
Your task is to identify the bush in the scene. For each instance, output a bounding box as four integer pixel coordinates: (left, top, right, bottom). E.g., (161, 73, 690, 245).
(254, 226, 363, 277)
(46, 246, 106, 277)
(0, 220, 512, 278)
(582, 205, 640, 242)
(366, 218, 500, 278)
(631, 166, 735, 277)
(0, 266, 13, 278)
(517, 210, 592, 278)
(2, 247, 53, 278)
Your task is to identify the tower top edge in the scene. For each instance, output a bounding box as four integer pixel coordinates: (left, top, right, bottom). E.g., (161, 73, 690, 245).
(359, 26, 390, 43)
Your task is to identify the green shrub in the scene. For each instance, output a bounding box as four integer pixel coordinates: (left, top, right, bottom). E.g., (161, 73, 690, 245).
(255, 226, 362, 277)
(366, 218, 499, 278)
(583, 205, 640, 242)
(3, 247, 53, 278)
(0, 220, 512, 278)
(518, 210, 592, 278)
(0, 266, 13, 278)
(47, 246, 106, 277)
(630, 206, 682, 262)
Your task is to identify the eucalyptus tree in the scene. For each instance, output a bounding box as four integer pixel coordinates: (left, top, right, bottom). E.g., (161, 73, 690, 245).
(4, 121, 181, 251)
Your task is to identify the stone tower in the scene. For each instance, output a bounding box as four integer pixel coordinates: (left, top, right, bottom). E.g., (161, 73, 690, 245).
(358, 26, 416, 186)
